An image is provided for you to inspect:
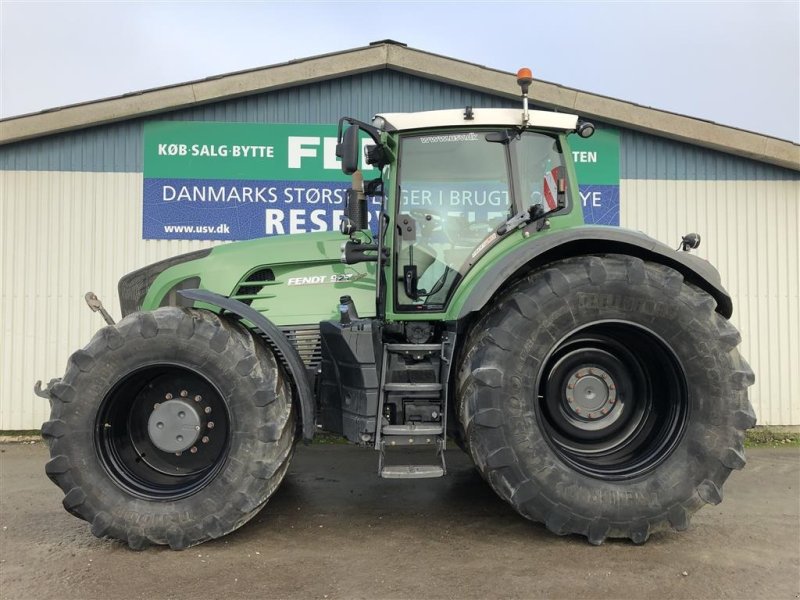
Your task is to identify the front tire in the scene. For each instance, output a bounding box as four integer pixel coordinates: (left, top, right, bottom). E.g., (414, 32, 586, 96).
(457, 255, 755, 544)
(42, 307, 295, 549)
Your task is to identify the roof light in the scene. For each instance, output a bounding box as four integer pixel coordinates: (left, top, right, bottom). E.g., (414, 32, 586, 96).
(577, 121, 596, 138)
(516, 68, 534, 93)
(516, 67, 534, 126)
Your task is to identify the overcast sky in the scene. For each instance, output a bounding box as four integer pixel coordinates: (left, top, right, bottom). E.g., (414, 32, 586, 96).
(1, 1, 798, 142)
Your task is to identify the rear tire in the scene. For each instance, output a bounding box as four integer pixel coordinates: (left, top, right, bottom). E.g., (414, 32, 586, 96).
(457, 255, 755, 544)
(42, 307, 295, 549)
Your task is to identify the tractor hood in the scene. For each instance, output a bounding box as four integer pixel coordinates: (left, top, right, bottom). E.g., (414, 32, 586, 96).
(122, 232, 377, 327)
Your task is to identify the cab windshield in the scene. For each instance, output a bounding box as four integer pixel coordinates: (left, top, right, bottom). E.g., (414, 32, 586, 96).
(395, 130, 564, 310)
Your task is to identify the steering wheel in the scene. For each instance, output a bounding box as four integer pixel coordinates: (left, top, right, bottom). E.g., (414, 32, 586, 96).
(406, 210, 445, 239)
(407, 211, 490, 246)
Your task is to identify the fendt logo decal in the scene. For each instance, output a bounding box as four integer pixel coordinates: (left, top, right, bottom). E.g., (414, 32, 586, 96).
(286, 273, 362, 286)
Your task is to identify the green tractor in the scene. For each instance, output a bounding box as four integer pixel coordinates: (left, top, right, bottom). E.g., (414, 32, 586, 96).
(37, 70, 755, 549)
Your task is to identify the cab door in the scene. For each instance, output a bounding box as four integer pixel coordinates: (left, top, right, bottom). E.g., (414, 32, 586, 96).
(391, 130, 513, 312)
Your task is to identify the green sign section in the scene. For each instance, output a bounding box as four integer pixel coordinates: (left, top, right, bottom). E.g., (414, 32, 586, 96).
(143, 122, 378, 181)
(144, 121, 618, 184)
(570, 127, 620, 185)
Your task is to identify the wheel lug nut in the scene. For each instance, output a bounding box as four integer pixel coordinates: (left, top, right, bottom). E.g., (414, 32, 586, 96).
(194, 395, 202, 402)
(175, 451, 182, 456)
(190, 446, 198, 454)
(204, 407, 212, 414)
(207, 421, 215, 429)
(202, 436, 209, 444)
(180, 390, 188, 397)
(153, 403, 160, 410)
(165, 393, 173, 400)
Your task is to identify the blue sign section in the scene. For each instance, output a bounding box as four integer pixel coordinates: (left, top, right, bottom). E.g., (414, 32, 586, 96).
(579, 184, 620, 226)
(144, 179, 620, 240)
(143, 178, 385, 240)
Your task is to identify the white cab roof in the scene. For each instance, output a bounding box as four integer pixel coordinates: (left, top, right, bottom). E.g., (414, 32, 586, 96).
(374, 108, 579, 133)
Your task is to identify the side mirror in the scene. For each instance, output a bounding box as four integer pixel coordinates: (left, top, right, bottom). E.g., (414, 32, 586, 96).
(336, 125, 360, 175)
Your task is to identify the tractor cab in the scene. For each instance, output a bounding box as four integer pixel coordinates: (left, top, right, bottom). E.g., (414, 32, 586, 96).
(335, 69, 594, 320)
(389, 123, 569, 309)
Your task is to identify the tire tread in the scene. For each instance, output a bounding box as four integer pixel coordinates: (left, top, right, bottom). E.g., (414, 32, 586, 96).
(42, 307, 295, 550)
(457, 254, 755, 544)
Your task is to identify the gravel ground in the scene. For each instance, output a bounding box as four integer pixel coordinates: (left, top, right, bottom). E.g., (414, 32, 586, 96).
(1, 442, 798, 600)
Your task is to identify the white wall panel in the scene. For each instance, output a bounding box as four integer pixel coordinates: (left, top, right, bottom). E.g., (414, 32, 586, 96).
(621, 178, 799, 425)
(0, 171, 216, 430)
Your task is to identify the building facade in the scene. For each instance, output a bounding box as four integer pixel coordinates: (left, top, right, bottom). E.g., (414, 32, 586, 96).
(1, 42, 798, 429)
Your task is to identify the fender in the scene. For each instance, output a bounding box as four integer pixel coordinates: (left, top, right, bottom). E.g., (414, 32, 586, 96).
(458, 226, 733, 320)
(179, 289, 316, 443)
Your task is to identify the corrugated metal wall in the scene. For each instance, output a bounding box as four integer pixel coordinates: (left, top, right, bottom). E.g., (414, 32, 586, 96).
(620, 129, 798, 181)
(0, 171, 213, 429)
(1, 70, 798, 429)
(0, 71, 517, 173)
(620, 178, 799, 426)
(619, 130, 800, 426)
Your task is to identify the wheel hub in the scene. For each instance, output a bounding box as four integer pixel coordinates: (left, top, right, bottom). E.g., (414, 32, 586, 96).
(563, 367, 622, 431)
(97, 365, 228, 500)
(147, 398, 202, 453)
(565, 368, 617, 420)
(537, 323, 689, 480)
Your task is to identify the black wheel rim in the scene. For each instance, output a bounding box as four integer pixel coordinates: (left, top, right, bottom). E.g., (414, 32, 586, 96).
(95, 364, 230, 500)
(536, 321, 688, 481)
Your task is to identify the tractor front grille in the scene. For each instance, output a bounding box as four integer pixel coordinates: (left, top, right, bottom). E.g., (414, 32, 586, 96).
(231, 268, 320, 370)
(231, 268, 276, 306)
(281, 325, 322, 370)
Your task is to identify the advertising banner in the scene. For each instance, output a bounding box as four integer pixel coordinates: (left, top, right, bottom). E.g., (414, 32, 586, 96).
(142, 122, 620, 240)
(143, 122, 378, 240)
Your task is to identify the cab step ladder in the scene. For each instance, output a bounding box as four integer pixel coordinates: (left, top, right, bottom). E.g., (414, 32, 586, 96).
(374, 333, 455, 479)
